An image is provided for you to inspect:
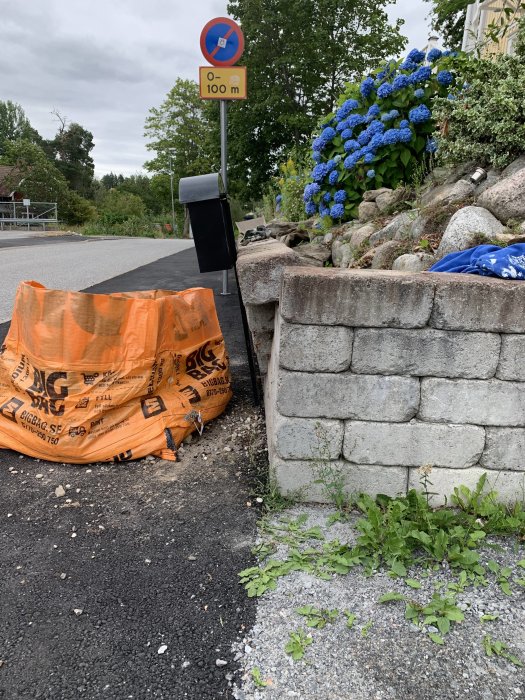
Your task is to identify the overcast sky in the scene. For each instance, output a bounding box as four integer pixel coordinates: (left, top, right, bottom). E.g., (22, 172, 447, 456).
(2, 0, 433, 178)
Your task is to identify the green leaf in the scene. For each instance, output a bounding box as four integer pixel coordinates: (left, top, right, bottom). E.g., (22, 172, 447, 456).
(405, 579, 422, 589)
(500, 581, 512, 596)
(390, 561, 407, 578)
(437, 617, 451, 636)
(480, 614, 499, 623)
(378, 592, 406, 603)
(517, 560, 525, 569)
(399, 148, 412, 167)
(429, 633, 444, 645)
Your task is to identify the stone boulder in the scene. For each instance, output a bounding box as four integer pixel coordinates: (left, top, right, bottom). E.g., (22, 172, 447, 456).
(436, 206, 505, 258)
(294, 242, 331, 267)
(358, 200, 379, 222)
(474, 169, 501, 196)
(409, 207, 454, 241)
(501, 155, 525, 179)
(375, 187, 408, 214)
(371, 241, 406, 270)
(369, 211, 414, 245)
(344, 223, 376, 247)
(477, 167, 525, 224)
(421, 179, 475, 209)
(362, 188, 391, 202)
(331, 240, 355, 268)
(392, 253, 434, 272)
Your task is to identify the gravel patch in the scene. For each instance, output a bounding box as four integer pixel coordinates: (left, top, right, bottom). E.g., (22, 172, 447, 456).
(233, 505, 525, 700)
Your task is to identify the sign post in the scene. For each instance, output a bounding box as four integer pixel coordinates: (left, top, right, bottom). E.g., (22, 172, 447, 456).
(200, 17, 246, 296)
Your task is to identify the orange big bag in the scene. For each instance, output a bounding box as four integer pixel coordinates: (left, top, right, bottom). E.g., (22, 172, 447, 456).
(0, 281, 232, 463)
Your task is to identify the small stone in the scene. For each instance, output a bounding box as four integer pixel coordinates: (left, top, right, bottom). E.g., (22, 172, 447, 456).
(188, 555, 197, 561)
(215, 659, 228, 667)
(65, 484, 71, 489)
(145, 559, 151, 565)
(71, 533, 77, 538)
(73, 608, 83, 616)
(158, 645, 168, 655)
(35, 473, 43, 479)
(60, 573, 67, 580)
(181, 661, 190, 669)
(55, 486, 66, 497)
(7, 513, 12, 518)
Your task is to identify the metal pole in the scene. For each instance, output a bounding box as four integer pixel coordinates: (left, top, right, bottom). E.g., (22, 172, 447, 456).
(169, 153, 176, 236)
(220, 99, 231, 296)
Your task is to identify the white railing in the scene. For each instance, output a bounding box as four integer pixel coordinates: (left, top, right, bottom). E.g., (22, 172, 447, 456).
(0, 202, 58, 231)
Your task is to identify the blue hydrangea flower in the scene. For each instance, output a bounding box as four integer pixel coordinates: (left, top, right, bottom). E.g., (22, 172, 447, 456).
(366, 169, 376, 178)
(323, 192, 332, 203)
(358, 130, 371, 146)
(343, 152, 361, 170)
(409, 104, 431, 124)
(398, 128, 413, 143)
(360, 76, 375, 98)
(409, 66, 432, 85)
(312, 151, 322, 163)
(399, 59, 418, 71)
(368, 120, 385, 135)
(347, 114, 365, 128)
(414, 88, 425, 99)
(381, 109, 400, 122)
(437, 70, 454, 87)
(312, 163, 329, 182)
(427, 48, 442, 62)
(341, 128, 353, 140)
(407, 49, 426, 64)
(321, 127, 336, 142)
(399, 120, 409, 129)
(334, 155, 342, 164)
(377, 83, 393, 99)
(326, 159, 336, 171)
(328, 170, 339, 185)
(305, 201, 317, 216)
(312, 137, 327, 151)
(276, 194, 282, 203)
(319, 205, 330, 217)
(426, 138, 438, 153)
(382, 128, 401, 145)
(303, 183, 320, 201)
(336, 99, 359, 120)
(336, 120, 348, 132)
(367, 104, 381, 118)
(330, 203, 345, 219)
(344, 139, 359, 152)
(369, 134, 384, 149)
(392, 75, 410, 90)
(333, 190, 347, 204)
(364, 152, 375, 164)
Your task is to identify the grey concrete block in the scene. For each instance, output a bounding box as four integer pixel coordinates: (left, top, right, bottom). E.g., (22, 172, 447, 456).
(352, 328, 500, 379)
(236, 239, 302, 305)
(277, 371, 420, 421)
(420, 378, 525, 426)
(245, 302, 276, 335)
(408, 467, 525, 506)
(429, 272, 525, 333)
(273, 415, 344, 460)
(480, 428, 525, 470)
(272, 458, 408, 502)
(343, 421, 485, 468)
(281, 268, 434, 328)
(497, 335, 525, 381)
(279, 322, 353, 373)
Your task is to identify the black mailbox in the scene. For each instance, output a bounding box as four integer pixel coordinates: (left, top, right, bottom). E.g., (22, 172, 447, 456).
(179, 173, 237, 274)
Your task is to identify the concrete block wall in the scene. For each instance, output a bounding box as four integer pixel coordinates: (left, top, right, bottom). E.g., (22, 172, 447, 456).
(237, 253, 525, 505)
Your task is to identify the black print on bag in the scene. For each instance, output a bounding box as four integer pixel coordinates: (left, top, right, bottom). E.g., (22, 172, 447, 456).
(26, 369, 68, 417)
(0, 397, 24, 423)
(141, 396, 167, 419)
(180, 385, 202, 404)
(113, 450, 133, 462)
(68, 426, 87, 438)
(185, 342, 227, 381)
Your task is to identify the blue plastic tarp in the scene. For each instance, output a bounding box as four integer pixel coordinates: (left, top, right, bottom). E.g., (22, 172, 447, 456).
(429, 244, 525, 279)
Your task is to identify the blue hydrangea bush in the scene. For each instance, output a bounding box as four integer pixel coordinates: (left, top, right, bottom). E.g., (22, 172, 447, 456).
(303, 48, 459, 223)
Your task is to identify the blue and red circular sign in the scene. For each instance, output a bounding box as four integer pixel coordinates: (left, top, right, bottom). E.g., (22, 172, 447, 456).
(200, 17, 244, 67)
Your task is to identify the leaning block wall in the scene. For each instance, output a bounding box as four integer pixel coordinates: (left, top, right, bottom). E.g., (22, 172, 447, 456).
(237, 248, 525, 505)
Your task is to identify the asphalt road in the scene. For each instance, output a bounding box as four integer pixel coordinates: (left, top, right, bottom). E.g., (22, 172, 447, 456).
(0, 234, 194, 322)
(0, 243, 260, 699)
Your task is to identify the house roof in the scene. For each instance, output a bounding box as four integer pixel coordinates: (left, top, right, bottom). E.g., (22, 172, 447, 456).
(0, 165, 22, 197)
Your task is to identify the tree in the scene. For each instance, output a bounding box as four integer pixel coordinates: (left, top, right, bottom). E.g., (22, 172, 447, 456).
(0, 139, 94, 224)
(0, 101, 42, 155)
(225, 0, 406, 198)
(99, 190, 146, 223)
(100, 172, 125, 189)
(48, 114, 95, 197)
(144, 78, 220, 234)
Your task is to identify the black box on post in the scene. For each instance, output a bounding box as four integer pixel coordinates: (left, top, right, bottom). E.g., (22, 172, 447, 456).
(179, 173, 237, 273)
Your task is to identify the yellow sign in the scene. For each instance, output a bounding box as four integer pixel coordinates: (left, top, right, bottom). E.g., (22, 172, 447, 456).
(199, 66, 247, 100)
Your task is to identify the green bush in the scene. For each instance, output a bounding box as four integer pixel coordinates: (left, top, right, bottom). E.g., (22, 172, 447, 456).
(302, 48, 460, 224)
(62, 191, 97, 226)
(83, 215, 163, 238)
(99, 189, 146, 224)
(434, 48, 525, 170)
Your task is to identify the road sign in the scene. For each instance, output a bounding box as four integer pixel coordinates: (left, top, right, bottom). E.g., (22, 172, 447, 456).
(199, 67, 247, 100)
(200, 17, 244, 66)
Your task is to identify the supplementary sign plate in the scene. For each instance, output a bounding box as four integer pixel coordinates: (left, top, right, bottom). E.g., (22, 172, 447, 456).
(199, 66, 247, 100)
